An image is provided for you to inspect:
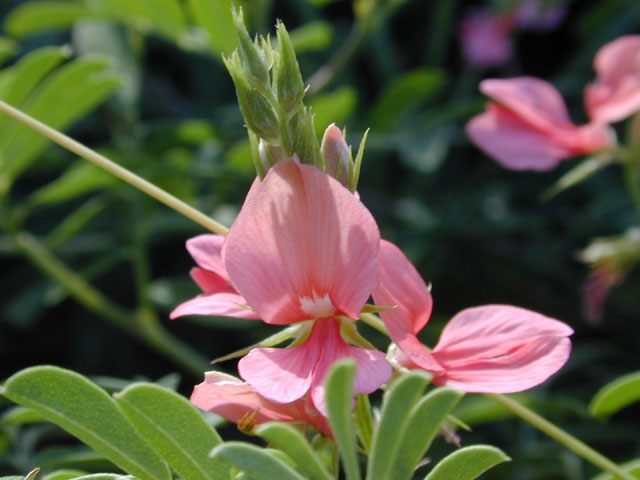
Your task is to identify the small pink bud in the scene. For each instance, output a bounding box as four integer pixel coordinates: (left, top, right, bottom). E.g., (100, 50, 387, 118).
(321, 124, 351, 186)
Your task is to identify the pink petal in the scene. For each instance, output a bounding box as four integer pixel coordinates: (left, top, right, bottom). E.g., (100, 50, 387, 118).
(586, 35, 640, 124)
(191, 371, 331, 436)
(307, 318, 391, 415)
(372, 240, 444, 374)
(224, 159, 380, 325)
(239, 318, 391, 415)
(479, 77, 572, 129)
(238, 342, 319, 404)
(190, 268, 234, 294)
(466, 104, 572, 171)
(431, 305, 573, 393)
(169, 292, 259, 319)
(186, 235, 228, 277)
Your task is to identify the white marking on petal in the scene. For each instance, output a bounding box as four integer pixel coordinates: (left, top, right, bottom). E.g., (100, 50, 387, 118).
(299, 291, 336, 319)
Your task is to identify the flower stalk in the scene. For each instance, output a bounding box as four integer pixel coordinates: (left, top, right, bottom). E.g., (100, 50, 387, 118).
(0, 99, 229, 236)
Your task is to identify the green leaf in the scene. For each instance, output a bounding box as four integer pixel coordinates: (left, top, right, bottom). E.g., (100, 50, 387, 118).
(0, 37, 17, 65)
(391, 388, 464, 480)
(30, 161, 117, 205)
(325, 359, 360, 480)
(0, 46, 70, 132)
(541, 153, 616, 201)
(370, 68, 446, 131)
(63, 476, 133, 480)
(589, 371, 640, 419)
(114, 382, 229, 480)
(309, 86, 357, 136)
(353, 394, 374, 454)
(186, 0, 237, 56)
(1, 366, 170, 480)
(0, 57, 120, 183)
(1, 406, 47, 425)
(255, 423, 333, 480)
(41, 470, 88, 480)
(210, 443, 306, 480)
(423, 445, 509, 480)
(5, 2, 93, 38)
(366, 370, 431, 480)
(289, 21, 333, 53)
(592, 458, 640, 480)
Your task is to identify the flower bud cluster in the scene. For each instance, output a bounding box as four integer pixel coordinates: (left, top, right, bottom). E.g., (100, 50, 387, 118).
(223, 9, 319, 174)
(224, 9, 366, 191)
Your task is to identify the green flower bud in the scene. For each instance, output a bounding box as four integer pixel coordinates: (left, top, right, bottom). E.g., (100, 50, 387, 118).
(232, 7, 269, 89)
(224, 52, 279, 143)
(293, 107, 322, 167)
(274, 20, 305, 117)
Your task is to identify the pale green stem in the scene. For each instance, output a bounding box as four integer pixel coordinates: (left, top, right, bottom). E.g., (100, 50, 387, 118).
(361, 311, 633, 479)
(0, 99, 229, 236)
(11, 231, 209, 376)
(487, 394, 636, 480)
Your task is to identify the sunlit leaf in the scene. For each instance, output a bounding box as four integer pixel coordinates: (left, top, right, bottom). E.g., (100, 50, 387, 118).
(115, 383, 229, 480)
(30, 161, 117, 205)
(1, 366, 170, 480)
(0, 56, 120, 183)
(391, 388, 464, 480)
(589, 371, 640, 419)
(0, 46, 70, 131)
(210, 443, 305, 480)
(366, 370, 432, 480)
(325, 359, 360, 480)
(255, 423, 333, 480)
(5, 2, 93, 38)
(41, 469, 87, 480)
(423, 445, 509, 480)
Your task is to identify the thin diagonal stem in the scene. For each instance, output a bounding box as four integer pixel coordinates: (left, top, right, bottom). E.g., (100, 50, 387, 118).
(488, 393, 636, 480)
(0, 99, 229, 236)
(11, 231, 209, 376)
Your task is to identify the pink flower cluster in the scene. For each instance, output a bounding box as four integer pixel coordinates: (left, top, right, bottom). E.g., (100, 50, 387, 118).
(173, 156, 573, 435)
(468, 36, 640, 171)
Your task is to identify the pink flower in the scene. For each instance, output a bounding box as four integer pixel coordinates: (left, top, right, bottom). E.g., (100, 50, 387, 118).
(460, 9, 514, 68)
(191, 371, 331, 437)
(585, 35, 640, 124)
(223, 159, 391, 414)
(373, 240, 573, 393)
(467, 77, 611, 170)
(170, 235, 259, 320)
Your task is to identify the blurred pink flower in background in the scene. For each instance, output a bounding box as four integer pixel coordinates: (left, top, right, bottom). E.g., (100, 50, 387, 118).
(222, 159, 391, 414)
(373, 240, 573, 393)
(514, 0, 566, 31)
(460, 1, 566, 68)
(191, 371, 331, 436)
(467, 77, 611, 170)
(585, 35, 640, 124)
(581, 262, 624, 325)
(460, 8, 514, 68)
